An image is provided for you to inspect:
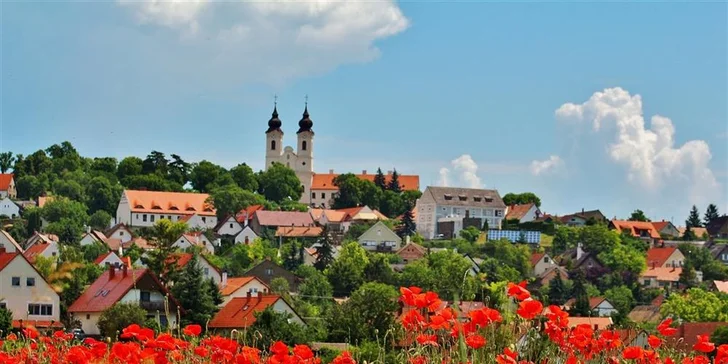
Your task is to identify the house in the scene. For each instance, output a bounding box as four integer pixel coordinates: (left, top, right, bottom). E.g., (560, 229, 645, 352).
(396, 241, 428, 263)
(564, 317, 613, 330)
(564, 297, 617, 317)
(668, 322, 728, 352)
(505, 203, 541, 223)
(220, 276, 270, 305)
(614, 329, 650, 348)
(215, 216, 243, 236)
(535, 266, 569, 287)
(0, 174, 16, 199)
(463, 254, 484, 276)
(640, 266, 684, 289)
(627, 295, 664, 324)
(249, 210, 315, 236)
(310, 170, 419, 208)
(68, 266, 183, 335)
(609, 220, 661, 244)
(0, 197, 20, 219)
(415, 186, 507, 239)
(311, 209, 350, 233)
(123, 237, 153, 251)
(169, 253, 222, 286)
(115, 189, 217, 229)
(24, 232, 58, 250)
(646, 247, 684, 268)
(0, 247, 61, 329)
(79, 230, 109, 247)
(244, 259, 300, 292)
(275, 226, 323, 239)
(173, 232, 215, 255)
(559, 209, 607, 227)
(302, 243, 341, 266)
(234, 226, 259, 245)
(93, 251, 131, 268)
(651, 220, 680, 238)
(357, 221, 401, 252)
(678, 226, 709, 240)
(557, 245, 605, 273)
(235, 205, 264, 227)
(23, 240, 59, 263)
(530, 253, 556, 276)
(709, 280, 728, 294)
(209, 292, 304, 330)
(706, 215, 728, 240)
(335, 206, 388, 224)
(710, 244, 728, 265)
(0, 230, 24, 253)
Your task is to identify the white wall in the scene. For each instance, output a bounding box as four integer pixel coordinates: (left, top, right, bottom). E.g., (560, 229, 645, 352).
(199, 258, 222, 285)
(222, 280, 270, 305)
(217, 217, 242, 236)
(96, 253, 123, 268)
(273, 299, 304, 325)
(595, 301, 618, 317)
(533, 255, 556, 276)
(0, 233, 21, 253)
(79, 234, 100, 247)
(0, 198, 19, 218)
(235, 227, 258, 245)
(108, 227, 132, 244)
(0, 256, 60, 324)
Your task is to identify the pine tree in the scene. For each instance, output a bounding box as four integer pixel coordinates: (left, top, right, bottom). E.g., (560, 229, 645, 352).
(704, 204, 720, 227)
(570, 271, 593, 317)
(548, 275, 567, 305)
(687, 205, 702, 228)
(387, 169, 402, 193)
(314, 228, 335, 271)
(679, 259, 697, 288)
(398, 203, 417, 238)
(481, 218, 489, 232)
(683, 225, 697, 241)
(206, 277, 223, 306)
(517, 231, 528, 244)
(171, 254, 218, 327)
(374, 168, 387, 191)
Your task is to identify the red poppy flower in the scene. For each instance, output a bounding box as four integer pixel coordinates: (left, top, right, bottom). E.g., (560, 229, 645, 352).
(622, 346, 644, 360)
(507, 281, 531, 301)
(647, 335, 661, 349)
(465, 334, 486, 349)
(496, 347, 518, 364)
(658, 318, 678, 337)
(331, 351, 356, 364)
(183, 324, 202, 337)
(416, 334, 438, 347)
(693, 335, 715, 354)
(516, 299, 543, 320)
(294, 344, 314, 360)
(22, 326, 38, 339)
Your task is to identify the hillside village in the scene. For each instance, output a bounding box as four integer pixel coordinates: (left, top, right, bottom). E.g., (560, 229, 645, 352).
(0, 107, 727, 351)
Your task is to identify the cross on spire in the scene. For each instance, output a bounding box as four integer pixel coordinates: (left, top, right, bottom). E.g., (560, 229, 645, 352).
(304, 94, 308, 107)
(274, 94, 278, 107)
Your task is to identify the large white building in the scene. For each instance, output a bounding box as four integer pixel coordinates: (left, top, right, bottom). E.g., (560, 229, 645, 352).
(116, 190, 218, 229)
(415, 186, 507, 239)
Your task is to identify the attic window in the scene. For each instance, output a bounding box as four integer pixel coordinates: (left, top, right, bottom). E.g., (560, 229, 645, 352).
(458, 195, 467, 201)
(135, 204, 144, 209)
(444, 194, 453, 201)
(485, 197, 493, 203)
(473, 196, 482, 202)
(151, 202, 162, 210)
(186, 207, 196, 211)
(169, 206, 179, 211)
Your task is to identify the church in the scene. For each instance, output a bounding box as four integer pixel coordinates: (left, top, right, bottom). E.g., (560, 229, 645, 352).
(264, 102, 420, 207)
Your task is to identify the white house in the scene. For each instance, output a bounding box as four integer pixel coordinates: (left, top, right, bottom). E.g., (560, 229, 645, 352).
(23, 241, 59, 263)
(219, 276, 271, 305)
(0, 230, 24, 253)
(531, 253, 557, 276)
(564, 297, 618, 317)
(234, 226, 259, 245)
(0, 247, 61, 329)
(173, 232, 215, 255)
(93, 251, 129, 268)
(0, 197, 20, 219)
(216, 216, 243, 236)
(210, 293, 304, 329)
(357, 221, 402, 252)
(68, 267, 182, 336)
(415, 186, 507, 239)
(0, 174, 16, 199)
(505, 203, 541, 224)
(79, 230, 109, 247)
(171, 253, 223, 286)
(105, 224, 133, 244)
(115, 189, 217, 229)
(23, 232, 58, 250)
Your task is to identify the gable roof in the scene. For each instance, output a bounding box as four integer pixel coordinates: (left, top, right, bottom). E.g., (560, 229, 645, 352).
(678, 226, 708, 239)
(169, 253, 221, 275)
(641, 266, 682, 282)
(275, 226, 323, 238)
(221, 277, 270, 297)
(0, 174, 13, 191)
(335, 206, 388, 221)
(311, 172, 420, 191)
(396, 241, 427, 256)
(530, 253, 545, 266)
(254, 210, 314, 227)
(123, 189, 215, 216)
(565, 296, 609, 310)
(651, 221, 675, 232)
(105, 223, 133, 237)
(0, 250, 19, 271)
(628, 305, 662, 323)
(209, 294, 297, 329)
(506, 204, 536, 221)
(712, 280, 728, 294)
(422, 186, 505, 208)
(23, 241, 55, 263)
(0, 230, 24, 252)
(93, 251, 132, 267)
(236, 205, 264, 224)
(610, 220, 661, 239)
(123, 237, 153, 250)
(706, 215, 728, 237)
(358, 221, 400, 241)
(646, 247, 679, 267)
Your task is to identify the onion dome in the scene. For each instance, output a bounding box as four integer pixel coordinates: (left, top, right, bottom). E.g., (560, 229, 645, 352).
(265, 105, 282, 133)
(296, 105, 314, 134)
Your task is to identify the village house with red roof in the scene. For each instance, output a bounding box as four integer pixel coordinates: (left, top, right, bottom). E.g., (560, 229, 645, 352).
(168, 253, 222, 286)
(308, 170, 419, 208)
(115, 189, 218, 230)
(68, 265, 182, 336)
(651, 220, 680, 238)
(0, 174, 16, 199)
(563, 297, 618, 317)
(249, 210, 315, 236)
(530, 252, 557, 276)
(505, 203, 541, 224)
(0, 230, 24, 253)
(93, 251, 131, 269)
(0, 246, 61, 329)
(0, 195, 20, 219)
(209, 292, 304, 330)
(79, 230, 109, 247)
(173, 231, 215, 255)
(639, 265, 694, 289)
(220, 276, 270, 305)
(23, 240, 59, 263)
(645, 247, 685, 269)
(609, 219, 662, 244)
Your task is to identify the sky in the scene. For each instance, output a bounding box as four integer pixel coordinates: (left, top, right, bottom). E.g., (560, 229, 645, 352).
(1, 1, 727, 224)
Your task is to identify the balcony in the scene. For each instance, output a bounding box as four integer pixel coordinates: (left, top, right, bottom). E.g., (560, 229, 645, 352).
(139, 301, 167, 312)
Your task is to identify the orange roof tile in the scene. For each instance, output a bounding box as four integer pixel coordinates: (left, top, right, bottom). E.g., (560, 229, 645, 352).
(124, 190, 216, 216)
(311, 173, 419, 191)
(335, 206, 388, 221)
(0, 251, 19, 271)
(678, 227, 708, 239)
(236, 205, 264, 224)
(93, 251, 132, 267)
(712, 280, 728, 294)
(566, 317, 613, 330)
(646, 247, 678, 267)
(254, 210, 315, 227)
(23, 242, 53, 263)
(651, 221, 671, 231)
(12, 320, 63, 329)
(641, 266, 682, 282)
(275, 226, 323, 238)
(506, 204, 536, 221)
(123, 237, 152, 250)
(220, 277, 270, 297)
(611, 220, 661, 239)
(209, 294, 285, 329)
(0, 174, 13, 191)
(530, 253, 545, 266)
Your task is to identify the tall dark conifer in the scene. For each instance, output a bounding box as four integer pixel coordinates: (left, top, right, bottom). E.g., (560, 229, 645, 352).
(687, 205, 702, 228)
(398, 203, 417, 238)
(387, 169, 401, 193)
(314, 227, 335, 271)
(374, 168, 387, 190)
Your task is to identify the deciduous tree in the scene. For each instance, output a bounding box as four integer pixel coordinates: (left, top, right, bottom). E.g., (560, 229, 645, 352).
(502, 192, 542, 208)
(98, 303, 147, 338)
(326, 242, 369, 297)
(208, 185, 265, 220)
(230, 163, 259, 192)
(258, 163, 303, 203)
(0, 152, 15, 173)
(327, 282, 399, 343)
(628, 209, 649, 222)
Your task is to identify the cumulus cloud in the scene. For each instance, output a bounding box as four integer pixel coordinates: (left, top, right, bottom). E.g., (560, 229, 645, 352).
(530, 155, 564, 176)
(555, 87, 722, 206)
(116, 0, 409, 86)
(437, 154, 483, 188)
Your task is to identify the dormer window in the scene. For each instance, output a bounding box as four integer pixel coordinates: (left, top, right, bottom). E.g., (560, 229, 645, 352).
(473, 196, 482, 202)
(458, 195, 467, 201)
(485, 197, 493, 203)
(134, 204, 144, 209)
(444, 194, 453, 201)
(186, 207, 196, 211)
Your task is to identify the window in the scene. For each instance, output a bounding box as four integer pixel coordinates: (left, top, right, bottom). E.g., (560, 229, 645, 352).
(458, 195, 467, 201)
(495, 210, 503, 217)
(86, 314, 90, 320)
(120, 231, 124, 236)
(271, 140, 276, 150)
(136, 214, 139, 220)
(265, 268, 273, 276)
(140, 291, 151, 302)
(11, 277, 20, 287)
(28, 304, 53, 316)
(202, 217, 206, 223)
(473, 197, 482, 202)
(544, 257, 550, 263)
(302, 141, 307, 151)
(0, 302, 6, 310)
(143, 214, 148, 222)
(27, 277, 35, 287)
(250, 288, 258, 294)
(312, 192, 316, 199)
(322, 193, 326, 199)
(203, 268, 210, 275)
(444, 194, 453, 201)
(230, 223, 234, 229)
(150, 215, 155, 222)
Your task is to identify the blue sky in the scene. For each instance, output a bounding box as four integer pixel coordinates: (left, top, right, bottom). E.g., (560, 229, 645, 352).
(2, 1, 726, 223)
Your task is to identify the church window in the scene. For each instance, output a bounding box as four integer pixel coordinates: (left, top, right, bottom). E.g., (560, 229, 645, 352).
(302, 141, 307, 151)
(271, 140, 276, 150)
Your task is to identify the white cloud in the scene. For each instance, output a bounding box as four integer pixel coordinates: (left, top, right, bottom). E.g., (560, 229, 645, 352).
(116, 0, 409, 86)
(555, 87, 722, 206)
(437, 154, 483, 189)
(530, 155, 564, 176)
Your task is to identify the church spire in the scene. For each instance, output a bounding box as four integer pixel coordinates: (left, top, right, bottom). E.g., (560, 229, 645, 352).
(297, 95, 314, 134)
(266, 95, 282, 133)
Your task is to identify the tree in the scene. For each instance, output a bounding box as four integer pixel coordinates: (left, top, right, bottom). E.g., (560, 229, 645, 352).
(661, 288, 728, 322)
(142, 151, 169, 176)
(167, 154, 191, 186)
(678, 259, 697, 288)
(326, 242, 369, 297)
(249, 307, 313, 349)
(189, 160, 230, 193)
(379, 190, 404, 217)
(481, 218, 489, 232)
(548, 275, 568, 305)
(570, 271, 593, 317)
(327, 282, 399, 343)
(597, 242, 646, 276)
(171, 254, 218, 327)
(86, 176, 121, 214)
(208, 185, 265, 220)
(297, 266, 333, 309)
(90, 157, 118, 176)
(52, 179, 85, 201)
(628, 209, 649, 222)
(122, 174, 182, 192)
(42, 197, 89, 244)
(230, 163, 259, 192)
(400, 259, 436, 291)
(502, 192, 542, 208)
(459, 226, 481, 243)
(579, 225, 620, 255)
(16, 175, 47, 200)
(604, 286, 634, 317)
(0, 152, 14, 173)
(117, 157, 143, 181)
(206, 277, 223, 307)
(270, 277, 290, 295)
(141, 219, 188, 286)
(687, 205, 702, 228)
(373, 168, 386, 190)
(0, 308, 12, 337)
(683, 225, 698, 241)
(711, 326, 728, 346)
(97, 303, 147, 338)
(517, 231, 528, 244)
(397, 203, 417, 238)
(258, 163, 303, 203)
(363, 253, 395, 285)
(387, 169, 401, 192)
(332, 174, 382, 210)
(89, 210, 112, 231)
(704, 204, 720, 227)
(314, 229, 335, 271)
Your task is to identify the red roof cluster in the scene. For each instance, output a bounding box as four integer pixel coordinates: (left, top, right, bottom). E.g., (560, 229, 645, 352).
(611, 220, 661, 239)
(209, 293, 285, 329)
(311, 173, 419, 191)
(646, 247, 678, 267)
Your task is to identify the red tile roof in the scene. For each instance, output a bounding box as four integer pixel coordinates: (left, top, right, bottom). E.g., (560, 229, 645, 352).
(0, 251, 19, 271)
(530, 253, 545, 266)
(641, 267, 682, 282)
(0, 174, 13, 191)
(124, 190, 215, 216)
(646, 247, 678, 267)
(275, 226, 323, 238)
(335, 206, 388, 221)
(122, 237, 152, 250)
(12, 320, 63, 329)
(168, 253, 220, 275)
(23, 242, 54, 263)
(506, 204, 535, 221)
(209, 294, 286, 329)
(254, 210, 314, 227)
(611, 220, 661, 239)
(236, 205, 264, 224)
(220, 277, 269, 297)
(651, 221, 671, 231)
(311, 173, 419, 191)
(565, 297, 608, 310)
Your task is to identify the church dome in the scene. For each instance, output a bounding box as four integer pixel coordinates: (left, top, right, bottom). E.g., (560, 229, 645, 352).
(297, 105, 314, 134)
(266, 106, 282, 133)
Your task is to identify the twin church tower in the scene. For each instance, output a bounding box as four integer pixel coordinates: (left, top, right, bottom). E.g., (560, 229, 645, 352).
(264, 101, 315, 204)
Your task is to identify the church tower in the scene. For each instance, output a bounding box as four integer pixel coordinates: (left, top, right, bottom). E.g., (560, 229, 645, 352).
(264, 103, 284, 170)
(296, 103, 314, 204)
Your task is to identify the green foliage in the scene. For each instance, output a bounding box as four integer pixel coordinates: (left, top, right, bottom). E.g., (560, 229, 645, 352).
(16, 175, 48, 200)
(249, 307, 314, 349)
(297, 266, 333, 309)
(86, 176, 122, 214)
(711, 326, 728, 346)
(208, 185, 265, 220)
(0, 152, 15, 173)
(122, 174, 183, 192)
(89, 210, 112, 231)
(678, 259, 697, 288)
(258, 163, 303, 203)
(270, 277, 291, 295)
(373, 168, 386, 190)
(552, 226, 578, 254)
(0, 308, 12, 337)
(661, 288, 728, 322)
(41, 196, 89, 244)
(332, 174, 380, 210)
(481, 238, 531, 279)
(386, 169, 401, 193)
(363, 253, 395, 285)
(326, 242, 369, 297)
(502, 192, 541, 208)
(230, 163, 259, 192)
(327, 282, 399, 343)
(399, 259, 436, 292)
(548, 275, 568, 305)
(579, 224, 620, 255)
(98, 303, 147, 339)
(679, 244, 728, 281)
(597, 242, 646, 276)
(459, 226, 481, 243)
(604, 285, 634, 317)
(171, 254, 219, 327)
(282, 240, 305, 271)
(82, 242, 109, 262)
(141, 219, 188, 286)
(314, 229, 335, 271)
(704, 204, 720, 227)
(190, 160, 232, 193)
(687, 205, 702, 228)
(628, 209, 649, 222)
(117, 157, 143, 181)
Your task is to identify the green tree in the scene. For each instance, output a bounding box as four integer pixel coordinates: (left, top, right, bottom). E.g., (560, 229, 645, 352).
(386, 169, 401, 192)
(297, 266, 333, 309)
(249, 307, 313, 349)
(604, 285, 634, 317)
(0, 308, 12, 337)
(167, 154, 191, 186)
(661, 288, 728, 322)
(171, 254, 218, 326)
(332, 174, 382, 210)
(90, 157, 118, 176)
(427, 250, 477, 300)
(481, 238, 531, 279)
(327, 282, 399, 343)
(570, 271, 593, 317)
(206, 277, 223, 307)
(208, 185, 265, 219)
(270, 277, 291, 295)
(399, 259, 436, 291)
(97, 303, 147, 339)
(16, 175, 47, 200)
(52, 179, 85, 201)
(711, 326, 728, 346)
(117, 157, 143, 181)
(86, 176, 122, 214)
(189, 160, 230, 193)
(89, 210, 112, 231)
(230, 163, 259, 192)
(258, 163, 303, 203)
(122, 174, 182, 192)
(142, 151, 169, 176)
(678, 259, 697, 288)
(379, 190, 404, 217)
(225, 244, 254, 276)
(0, 152, 14, 173)
(459, 225, 481, 243)
(314, 229, 336, 271)
(548, 275, 568, 305)
(687, 205, 702, 228)
(326, 242, 369, 297)
(597, 242, 646, 276)
(628, 209, 650, 222)
(42, 197, 90, 244)
(397, 203, 417, 238)
(141, 219, 188, 286)
(579, 225, 620, 255)
(373, 168, 386, 190)
(481, 218, 489, 232)
(363, 253, 395, 285)
(683, 225, 698, 241)
(502, 192, 542, 208)
(704, 204, 720, 227)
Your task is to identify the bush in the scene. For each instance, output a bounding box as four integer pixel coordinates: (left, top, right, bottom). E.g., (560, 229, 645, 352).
(97, 303, 147, 339)
(0, 308, 12, 337)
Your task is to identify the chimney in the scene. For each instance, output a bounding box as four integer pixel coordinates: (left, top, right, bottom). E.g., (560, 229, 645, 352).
(247, 291, 252, 300)
(329, 169, 334, 174)
(257, 291, 263, 302)
(86, 225, 91, 234)
(387, 170, 392, 174)
(122, 264, 128, 278)
(222, 272, 228, 288)
(109, 265, 116, 280)
(362, 170, 367, 175)
(652, 261, 656, 269)
(582, 208, 585, 214)
(576, 243, 585, 261)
